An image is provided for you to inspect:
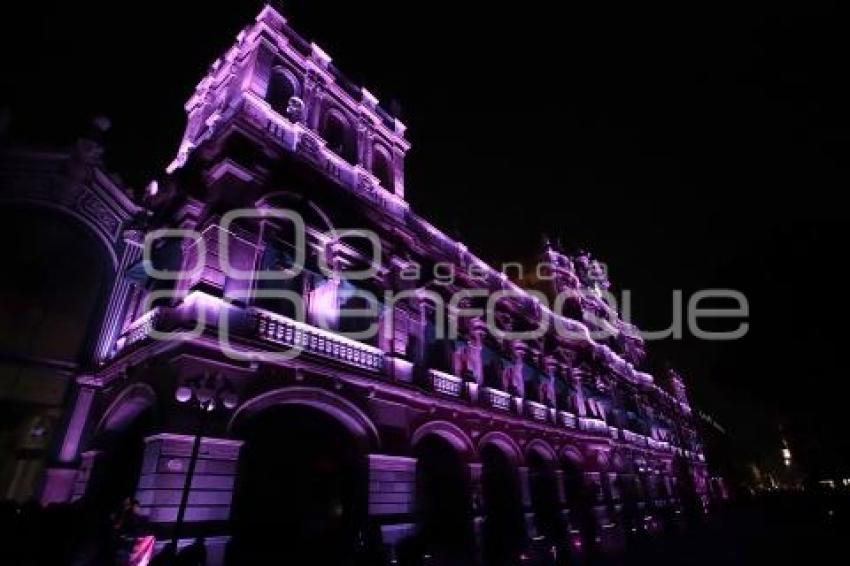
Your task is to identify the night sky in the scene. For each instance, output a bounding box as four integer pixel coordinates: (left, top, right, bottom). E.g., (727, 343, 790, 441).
(2, 1, 848, 480)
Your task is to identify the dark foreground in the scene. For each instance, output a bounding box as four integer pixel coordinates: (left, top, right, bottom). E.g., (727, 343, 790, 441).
(0, 491, 845, 565)
(610, 491, 847, 566)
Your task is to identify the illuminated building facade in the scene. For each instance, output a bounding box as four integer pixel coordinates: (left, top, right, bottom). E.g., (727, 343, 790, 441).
(3, 5, 710, 563)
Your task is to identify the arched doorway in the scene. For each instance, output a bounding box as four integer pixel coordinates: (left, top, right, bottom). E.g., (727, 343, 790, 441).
(0, 206, 113, 363)
(371, 147, 394, 192)
(410, 433, 475, 564)
(88, 385, 156, 516)
(561, 454, 596, 557)
(673, 457, 701, 525)
(0, 206, 114, 501)
(267, 65, 299, 117)
(229, 403, 369, 564)
(480, 442, 526, 566)
(617, 470, 641, 539)
(636, 463, 656, 515)
(527, 446, 565, 553)
(320, 109, 358, 164)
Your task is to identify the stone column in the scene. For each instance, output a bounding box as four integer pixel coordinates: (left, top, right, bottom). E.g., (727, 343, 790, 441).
(357, 116, 374, 168)
(554, 469, 567, 505)
(40, 385, 98, 504)
(71, 450, 101, 502)
(517, 466, 532, 508)
(304, 72, 326, 132)
(128, 433, 241, 566)
(518, 465, 535, 538)
(242, 42, 276, 100)
(392, 139, 406, 199)
(367, 455, 417, 555)
(135, 434, 243, 525)
(571, 371, 587, 417)
(94, 233, 143, 362)
(469, 463, 485, 552)
(585, 471, 608, 531)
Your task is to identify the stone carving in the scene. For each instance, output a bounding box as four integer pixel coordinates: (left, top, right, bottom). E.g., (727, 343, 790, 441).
(297, 131, 323, 162)
(286, 96, 305, 123)
(77, 190, 120, 240)
(452, 342, 483, 384)
(574, 251, 611, 294)
(357, 172, 376, 193)
(501, 358, 525, 398)
(538, 374, 557, 408)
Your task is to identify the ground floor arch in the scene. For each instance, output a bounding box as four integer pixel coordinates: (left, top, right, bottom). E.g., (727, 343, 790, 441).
(527, 444, 565, 548)
(86, 384, 156, 516)
(405, 431, 475, 565)
(560, 451, 597, 556)
(616, 469, 642, 536)
(479, 441, 526, 566)
(0, 204, 118, 502)
(228, 386, 380, 451)
(228, 402, 370, 564)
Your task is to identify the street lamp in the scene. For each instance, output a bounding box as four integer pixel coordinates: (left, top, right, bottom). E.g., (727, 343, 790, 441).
(169, 372, 238, 559)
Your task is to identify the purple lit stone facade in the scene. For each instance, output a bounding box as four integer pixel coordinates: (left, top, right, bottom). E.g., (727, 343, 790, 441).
(3, 5, 711, 563)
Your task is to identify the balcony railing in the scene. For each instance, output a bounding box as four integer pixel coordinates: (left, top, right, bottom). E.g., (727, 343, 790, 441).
(114, 308, 161, 354)
(428, 369, 463, 398)
(623, 430, 646, 446)
(253, 309, 384, 372)
(110, 297, 692, 444)
(481, 387, 512, 412)
(578, 417, 609, 435)
(526, 401, 550, 423)
(646, 438, 671, 452)
(559, 411, 578, 429)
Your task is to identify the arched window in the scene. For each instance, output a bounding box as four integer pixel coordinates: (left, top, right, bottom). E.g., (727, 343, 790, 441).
(371, 146, 393, 191)
(267, 66, 298, 117)
(320, 110, 357, 164)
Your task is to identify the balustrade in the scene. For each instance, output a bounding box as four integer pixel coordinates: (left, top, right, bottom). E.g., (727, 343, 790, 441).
(114, 308, 161, 354)
(253, 308, 384, 372)
(481, 387, 512, 411)
(113, 301, 690, 444)
(427, 369, 463, 397)
(579, 417, 610, 435)
(526, 400, 550, 422)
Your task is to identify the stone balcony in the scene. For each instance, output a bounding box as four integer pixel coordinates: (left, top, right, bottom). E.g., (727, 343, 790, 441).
(253, 309, 385, 372)
(481, 387, 512, 412)
(558, 411, 578, 429)
(427, 369, 463, 398)
(525, 400, 551, 423)
(578, 417, 609, 435)
(622, 430, 646, 446)
(111, 296, 672, 443)
(114, 307, 161, 354)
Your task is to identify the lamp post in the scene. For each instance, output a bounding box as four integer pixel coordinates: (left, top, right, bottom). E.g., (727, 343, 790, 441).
(169, 373, 238, 559)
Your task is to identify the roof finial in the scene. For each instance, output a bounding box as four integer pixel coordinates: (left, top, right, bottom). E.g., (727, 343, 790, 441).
(258, 2, 287, 29)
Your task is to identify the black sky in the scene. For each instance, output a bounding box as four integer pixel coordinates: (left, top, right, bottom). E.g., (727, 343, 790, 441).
(2, 1, 849, 479)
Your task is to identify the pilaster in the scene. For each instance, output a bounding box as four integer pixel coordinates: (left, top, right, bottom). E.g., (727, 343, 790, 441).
(136, 434, 243, 524)
(368, 454, 418, 554)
